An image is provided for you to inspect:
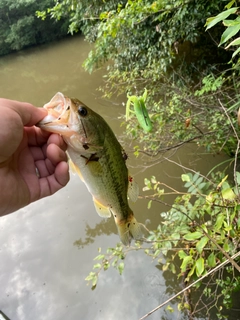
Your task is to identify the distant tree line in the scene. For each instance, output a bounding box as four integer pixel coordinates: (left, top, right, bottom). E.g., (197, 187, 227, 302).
(0, 0, 70, 56)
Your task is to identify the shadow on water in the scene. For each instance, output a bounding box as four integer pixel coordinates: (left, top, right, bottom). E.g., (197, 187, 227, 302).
(73, 219, 115, 248)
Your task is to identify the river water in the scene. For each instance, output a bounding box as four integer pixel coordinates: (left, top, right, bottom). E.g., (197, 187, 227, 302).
(0, 35, 235, 320)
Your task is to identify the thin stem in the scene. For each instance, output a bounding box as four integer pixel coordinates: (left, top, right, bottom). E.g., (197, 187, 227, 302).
(139, 251, 240, 320)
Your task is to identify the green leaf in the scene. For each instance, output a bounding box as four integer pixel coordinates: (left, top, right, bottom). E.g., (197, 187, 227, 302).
(85, 271, 95, 281)
(188, 185, 198, 193)
(223, 241, 230, 252)
(147, 200, 152, 209)
(225, 0, 237, 10)
(151, 176, 157, 184)
(205, 7, 238, 30)
(112, 257, 118, 267)
(162, 262, 170, 271)
(142, 88, 148, 101)
(178, 250, 187, 259)
(183, 231, 203, 241)
(180, 255, 193, 272)
(196, 236, 209, 253)
(196, 176, 204, 185)
(94, 254, 105, 260)
(199, 182, 206, 190)
(192, 173, 200, 183)
(219, 24, 240, 46)
(223, 17, 240, 27)
(207, 252, 216, 267)
(181, 174, 191, 182)
(195, 257, 205, 277)
(103, 261, 110, 270)
(232, 46, 240, 57)
(85, 272, 98, 289)
(187, 264, 196, 279)
(125, 98, 132, 121)
(166, 305, 174, 313)
(225, 37, 240, 48)
(117, 262, 124, 275)
(221, 187, 236, 200)
(91, 276, 98, 288)
(170, 263, 176, 274)
(215, 213, 225, 230)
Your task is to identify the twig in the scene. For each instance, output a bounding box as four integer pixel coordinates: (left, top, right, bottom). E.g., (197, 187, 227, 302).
(182, 270, 194, 320)
(162, 156, 213, 184)
(139, 251, 240, 320)
(218, 98, 240, 196)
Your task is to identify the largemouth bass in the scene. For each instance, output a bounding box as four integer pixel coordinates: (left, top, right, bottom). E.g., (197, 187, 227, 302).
(37, 92, 143, 245)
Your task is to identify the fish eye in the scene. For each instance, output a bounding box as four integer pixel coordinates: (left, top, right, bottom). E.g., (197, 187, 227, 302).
(78, 106, 88, 117)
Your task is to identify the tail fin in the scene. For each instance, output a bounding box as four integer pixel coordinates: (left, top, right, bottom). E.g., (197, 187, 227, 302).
(115, 214, 143, 246)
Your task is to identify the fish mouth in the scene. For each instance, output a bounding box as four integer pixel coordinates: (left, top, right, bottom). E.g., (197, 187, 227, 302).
(37, 92, 75, 136)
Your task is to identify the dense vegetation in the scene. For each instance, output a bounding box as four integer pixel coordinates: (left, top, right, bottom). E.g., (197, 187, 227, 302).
(39, 0, 239, 157)
(0, 0, 69, 56)
(14, 0, 240, 319)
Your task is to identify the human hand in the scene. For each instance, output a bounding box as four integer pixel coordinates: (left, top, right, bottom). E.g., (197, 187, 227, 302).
(0, 98, 70, 216)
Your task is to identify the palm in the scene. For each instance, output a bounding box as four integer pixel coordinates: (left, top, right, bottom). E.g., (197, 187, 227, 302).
(18, 127, 62, 203)
(0, 99, 69, 216)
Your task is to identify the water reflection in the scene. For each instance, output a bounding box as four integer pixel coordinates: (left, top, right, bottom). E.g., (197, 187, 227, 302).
(74, 219, 115, 248)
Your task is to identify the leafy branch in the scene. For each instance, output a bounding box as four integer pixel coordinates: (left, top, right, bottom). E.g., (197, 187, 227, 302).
(139, 250, 240, 320)
(85, 243, 142, 289)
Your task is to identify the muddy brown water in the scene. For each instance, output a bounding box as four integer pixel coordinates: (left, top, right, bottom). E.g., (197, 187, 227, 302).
(0, 35, 235, 320)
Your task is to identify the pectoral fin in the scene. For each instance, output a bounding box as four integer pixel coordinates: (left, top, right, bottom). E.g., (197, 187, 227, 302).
(93, 197, 111, 218)
(128, 175, 139, 203)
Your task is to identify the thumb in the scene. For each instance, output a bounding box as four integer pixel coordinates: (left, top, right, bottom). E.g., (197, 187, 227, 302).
(0, 98, 47, 126)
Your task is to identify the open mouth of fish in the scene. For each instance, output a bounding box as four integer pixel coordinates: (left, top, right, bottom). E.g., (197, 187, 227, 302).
(37, 92, 77, 136)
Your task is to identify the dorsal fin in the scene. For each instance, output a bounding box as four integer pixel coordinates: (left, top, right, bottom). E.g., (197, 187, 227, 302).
(128, 175, 139, 202)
